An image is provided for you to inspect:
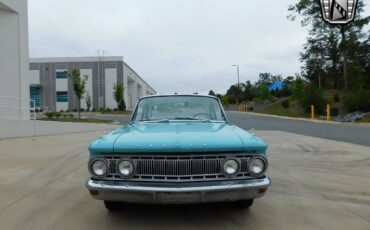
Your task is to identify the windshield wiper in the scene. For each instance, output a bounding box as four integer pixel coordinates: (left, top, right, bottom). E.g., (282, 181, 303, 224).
(172, 117, 226, 123)
(136, 119, 170, 123)
(172, 117, 199, 120)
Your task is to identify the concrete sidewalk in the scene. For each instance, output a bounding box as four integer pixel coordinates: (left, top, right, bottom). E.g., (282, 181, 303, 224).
(0, 120, 121, 139)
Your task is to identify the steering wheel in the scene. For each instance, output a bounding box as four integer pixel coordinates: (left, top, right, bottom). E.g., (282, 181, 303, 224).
(193, 113, 209, 119)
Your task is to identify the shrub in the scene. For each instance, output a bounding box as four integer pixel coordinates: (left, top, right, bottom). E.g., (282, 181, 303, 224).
(60, 110, 64, 113)
(68, 114, 74, 118)
(54, 112, 62, 118)
(80, 108, 85, 112)
(281, 99, 290, 108)
(63, 113, 69, 118)
(342, 89, 370, 112)
(299, 84, 326, 114)
(92, 108, 95, 112)
(334, 93, 340, 102)
(44, 112, 54, 119)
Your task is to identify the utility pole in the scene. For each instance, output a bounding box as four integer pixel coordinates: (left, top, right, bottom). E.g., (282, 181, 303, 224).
(232, 64, 240, 87)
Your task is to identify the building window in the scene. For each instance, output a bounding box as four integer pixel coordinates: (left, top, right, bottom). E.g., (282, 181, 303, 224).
(56, 71, 68, 79)
(56, 91, 68, 102)
(30, 86, 41, 107)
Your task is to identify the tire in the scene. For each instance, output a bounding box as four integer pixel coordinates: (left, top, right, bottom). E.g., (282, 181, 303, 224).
(233, 199, 254, 209)
(104, 201, 123, 211)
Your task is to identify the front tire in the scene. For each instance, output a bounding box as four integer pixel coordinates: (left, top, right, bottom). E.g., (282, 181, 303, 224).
(104, 201, 123, 211)
(233, 199, 254, 209)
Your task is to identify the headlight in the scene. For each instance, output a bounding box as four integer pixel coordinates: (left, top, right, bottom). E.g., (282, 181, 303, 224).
(222, 158, 240, 176)
(117, 159, 135, 177)
(248, 157, 267, 176)
(89, 158, 108, 177)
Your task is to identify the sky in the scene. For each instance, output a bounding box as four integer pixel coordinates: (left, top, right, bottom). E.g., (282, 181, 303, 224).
(28, 0, 370, 95)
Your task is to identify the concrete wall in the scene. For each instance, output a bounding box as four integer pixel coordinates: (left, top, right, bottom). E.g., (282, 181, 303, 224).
(0, 120, 120, 139)
(0, 0, 29, 120)
(123, 63, 156, 110)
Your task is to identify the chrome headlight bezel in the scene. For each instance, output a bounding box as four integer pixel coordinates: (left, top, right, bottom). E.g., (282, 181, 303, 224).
(88, 158, 109, 178)
(248, 156, 268, 177)
(222, 157, 240, 177)
(116, 158, 136, 178)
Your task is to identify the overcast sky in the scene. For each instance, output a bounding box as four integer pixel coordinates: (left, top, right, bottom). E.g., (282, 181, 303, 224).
(28, 0, 370, 94)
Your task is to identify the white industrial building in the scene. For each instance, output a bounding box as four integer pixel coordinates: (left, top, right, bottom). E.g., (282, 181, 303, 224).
(0, 0, 29, 120)
(29, 57, 156, 111)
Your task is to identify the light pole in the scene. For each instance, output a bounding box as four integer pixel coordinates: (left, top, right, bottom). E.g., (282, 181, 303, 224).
(232, 64, 240, 87)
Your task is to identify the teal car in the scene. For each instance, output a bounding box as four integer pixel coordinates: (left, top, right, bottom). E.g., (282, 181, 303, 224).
(86, 95, 270, 210)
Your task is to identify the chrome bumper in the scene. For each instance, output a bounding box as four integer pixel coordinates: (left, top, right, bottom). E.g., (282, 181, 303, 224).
(86, 177, 271, 204)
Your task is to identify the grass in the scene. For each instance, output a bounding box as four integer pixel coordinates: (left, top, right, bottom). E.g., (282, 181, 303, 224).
(254, 98, 309, 118)
(38, 118, 114, 124)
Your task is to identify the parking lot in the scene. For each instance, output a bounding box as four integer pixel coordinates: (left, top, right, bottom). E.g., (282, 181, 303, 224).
(0, 128, 369, 230)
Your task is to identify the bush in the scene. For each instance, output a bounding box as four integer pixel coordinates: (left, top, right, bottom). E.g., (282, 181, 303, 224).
(44, 112, 54, 119)
(63, 113, 69, 118)
(281, 99, 290, 108)
(334, 93, 340, 102)
(68, 114, 74, 118)
(60, 110, 64, 113)
(80, 108, 85, 112)
(54, 112, 62, 118)
(299, 85, 326, 114)
(342, 89, 370, 112)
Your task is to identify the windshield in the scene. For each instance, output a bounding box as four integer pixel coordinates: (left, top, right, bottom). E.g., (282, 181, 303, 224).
(131, 96, 226, 122)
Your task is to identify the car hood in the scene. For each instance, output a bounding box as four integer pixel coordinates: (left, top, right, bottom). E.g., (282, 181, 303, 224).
(89, 122, 267, 155)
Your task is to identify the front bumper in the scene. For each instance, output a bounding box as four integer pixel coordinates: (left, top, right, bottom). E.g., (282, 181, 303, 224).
(86, 177, 271, 204)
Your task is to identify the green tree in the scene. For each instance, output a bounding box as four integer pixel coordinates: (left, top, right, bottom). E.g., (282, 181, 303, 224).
(69, 69, 87, 119)
(208, 90, 216, 96)
(257, 84, 273, 101)
(241, 80, 256, 101)
(255, 73, 282, 87)
(85, 90, 91, 112)
(299, 84, 327, 114)
(292, 77, 305, 99)
(113, 82, 126, 111)
(288, 0, 370, 90)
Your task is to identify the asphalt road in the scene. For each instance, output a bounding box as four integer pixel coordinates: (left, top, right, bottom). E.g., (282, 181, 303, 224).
(83, 111, 370, 147)
(0, 131, 369, 229)
(226, 111, 370, 147)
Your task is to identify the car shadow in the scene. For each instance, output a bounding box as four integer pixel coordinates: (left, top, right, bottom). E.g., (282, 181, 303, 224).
(104, 202, 254, 229)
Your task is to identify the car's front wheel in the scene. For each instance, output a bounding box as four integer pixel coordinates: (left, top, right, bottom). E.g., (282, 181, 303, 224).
(233, 199, 254, 208)
(104, 201, 124, 211)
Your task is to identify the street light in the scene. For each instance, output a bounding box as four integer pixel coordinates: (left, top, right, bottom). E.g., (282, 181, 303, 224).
(231, 64, 240, 87)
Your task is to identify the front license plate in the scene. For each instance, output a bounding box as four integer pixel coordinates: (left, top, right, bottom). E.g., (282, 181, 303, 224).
(158, 192, 201, 203)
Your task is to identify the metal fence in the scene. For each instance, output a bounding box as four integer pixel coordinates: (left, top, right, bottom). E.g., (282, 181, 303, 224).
(0, 96, 36, 120)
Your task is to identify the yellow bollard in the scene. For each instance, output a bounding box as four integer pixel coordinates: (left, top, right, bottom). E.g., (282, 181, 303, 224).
(311, 105, 315, 119)
(245, 103, 248, 111)
(326, 104, 330, 121)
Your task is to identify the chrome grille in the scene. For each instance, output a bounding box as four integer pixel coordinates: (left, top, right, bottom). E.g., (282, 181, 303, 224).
(100, 154, 253, 182)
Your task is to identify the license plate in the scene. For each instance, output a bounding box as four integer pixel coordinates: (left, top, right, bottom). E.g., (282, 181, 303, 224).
(158, 192, 201, 203)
